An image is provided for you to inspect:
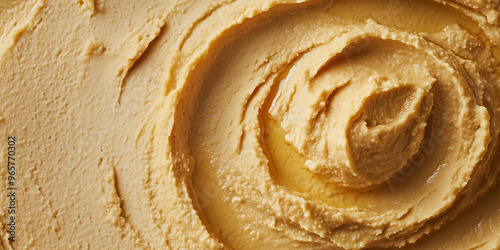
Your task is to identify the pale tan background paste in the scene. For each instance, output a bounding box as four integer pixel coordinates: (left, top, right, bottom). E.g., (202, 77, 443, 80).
(1, 0, 499, 249)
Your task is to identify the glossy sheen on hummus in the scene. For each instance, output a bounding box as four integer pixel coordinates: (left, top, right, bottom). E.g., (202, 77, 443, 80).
(1, 0, 500, 249)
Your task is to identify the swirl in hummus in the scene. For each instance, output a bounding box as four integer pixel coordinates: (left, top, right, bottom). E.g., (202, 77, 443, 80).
(1, 0, 499, 249)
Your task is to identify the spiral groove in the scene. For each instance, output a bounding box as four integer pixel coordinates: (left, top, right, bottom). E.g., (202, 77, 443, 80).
(163, 0, 500, 248)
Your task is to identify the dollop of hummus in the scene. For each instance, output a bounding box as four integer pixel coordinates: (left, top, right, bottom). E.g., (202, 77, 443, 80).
(1, 0, 500, 249)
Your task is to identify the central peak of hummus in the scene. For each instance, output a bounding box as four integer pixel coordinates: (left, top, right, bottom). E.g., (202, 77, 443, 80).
(331, 77, 434, 188)
(266, 38, 436, 189)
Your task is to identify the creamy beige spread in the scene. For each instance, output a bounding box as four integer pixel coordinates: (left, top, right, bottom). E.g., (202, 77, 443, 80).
(1, 0, 500, 249)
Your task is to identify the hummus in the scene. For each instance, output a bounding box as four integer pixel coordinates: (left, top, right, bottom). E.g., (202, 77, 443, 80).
(1, 0, 499, 249)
